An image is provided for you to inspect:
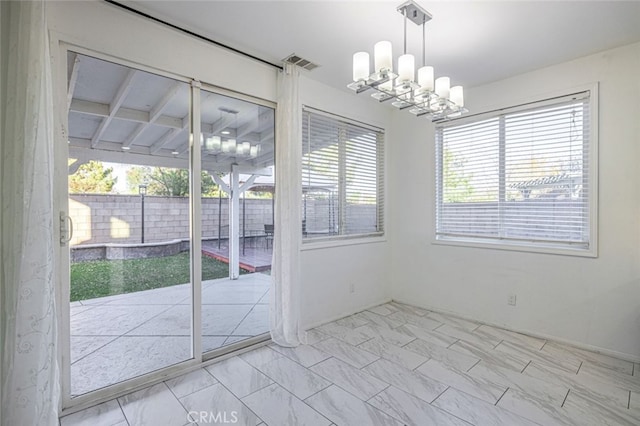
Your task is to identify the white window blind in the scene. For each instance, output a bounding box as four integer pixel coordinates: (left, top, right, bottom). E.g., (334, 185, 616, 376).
(302, 108, 384, 240)
(436, 92, 593, 251)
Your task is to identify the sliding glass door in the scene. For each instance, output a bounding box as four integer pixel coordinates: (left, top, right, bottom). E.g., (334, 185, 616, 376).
(61, 50, 274, 407)
(65, 52, 194, 397)
(198, 89, 274, 354)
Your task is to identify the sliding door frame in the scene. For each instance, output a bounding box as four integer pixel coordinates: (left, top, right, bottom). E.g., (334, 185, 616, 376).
(52, 38, 273, 415)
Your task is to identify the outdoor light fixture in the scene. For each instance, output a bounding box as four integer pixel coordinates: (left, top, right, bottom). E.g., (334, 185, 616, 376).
(348, 0, 467, 121)
(139, 183, 148, 244)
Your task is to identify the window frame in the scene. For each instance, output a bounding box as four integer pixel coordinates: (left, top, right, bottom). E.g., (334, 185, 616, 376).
(301, 106, 385, 246)
(433, 85, 599, 257)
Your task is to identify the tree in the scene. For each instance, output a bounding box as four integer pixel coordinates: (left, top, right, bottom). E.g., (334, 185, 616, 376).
(69, 160, 117, 193)
(126, 166, 218, 197)
(443, 149, 474, 203)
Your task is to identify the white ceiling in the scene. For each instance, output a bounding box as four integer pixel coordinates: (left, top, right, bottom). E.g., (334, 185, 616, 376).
(121, 0, 640, 91)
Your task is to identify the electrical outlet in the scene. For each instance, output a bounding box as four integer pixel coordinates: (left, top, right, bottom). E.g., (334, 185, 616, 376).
(508, 294, 517, 306)
(349, 283, 355, 294)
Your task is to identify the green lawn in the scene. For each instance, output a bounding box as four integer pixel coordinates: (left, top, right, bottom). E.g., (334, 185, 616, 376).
(70, 252, 247, 302)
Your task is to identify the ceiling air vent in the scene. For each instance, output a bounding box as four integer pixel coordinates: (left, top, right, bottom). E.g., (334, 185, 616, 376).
(283, 54, 320, 71)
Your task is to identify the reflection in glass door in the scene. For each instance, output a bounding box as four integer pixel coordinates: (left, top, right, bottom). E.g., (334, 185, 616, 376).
(66, 53, 194, 396)
(199, 89, 275, 353)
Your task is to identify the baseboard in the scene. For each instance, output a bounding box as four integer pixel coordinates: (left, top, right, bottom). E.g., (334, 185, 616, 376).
(391, 298, 640, 364)
(303, 298, 393, 331)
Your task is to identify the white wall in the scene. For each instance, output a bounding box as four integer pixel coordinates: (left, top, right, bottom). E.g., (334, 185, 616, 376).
(47, 1, 277, 102)
(299, 77, 392, 328)
(389, 42, 640, 359)
(47, 1, 392, 329)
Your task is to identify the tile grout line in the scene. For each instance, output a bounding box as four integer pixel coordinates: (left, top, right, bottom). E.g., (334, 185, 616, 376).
(628, 390, 631, 410)
(359, 356, 381, 370)
(429, 385, 451, 404)
(165, 379, 197, 423)
(494, 386, 509, 406)
(365, 383, 392, 403)
(116, 303, 185, 337)
(539, 340, 548, 352)
(223, 302, 260, 342)
(207, 371, 265, 423)
(399, 336, 417, 349)
(168, 369, 219, 400)
(413, 357, 432, 372)
(116, 396, 131, 426)
(70, 335, 120, 366)
(446, 338, 461, 349)
(520, 360, 532, 374)
(575, 361, 583, 375)
(466, 358, 482, 373)
(561, 389, 570, 407)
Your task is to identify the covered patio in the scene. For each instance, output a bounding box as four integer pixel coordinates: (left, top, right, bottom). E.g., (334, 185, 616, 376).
(69, 273, 270, 396)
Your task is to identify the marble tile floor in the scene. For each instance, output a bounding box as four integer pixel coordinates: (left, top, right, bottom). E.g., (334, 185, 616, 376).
(70, 273, 270, 396)
(61, 301, 640, 426)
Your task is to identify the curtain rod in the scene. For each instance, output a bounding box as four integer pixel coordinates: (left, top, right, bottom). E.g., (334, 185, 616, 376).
(103, 0, 284, 71)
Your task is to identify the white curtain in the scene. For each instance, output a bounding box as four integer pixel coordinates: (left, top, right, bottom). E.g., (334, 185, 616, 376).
(1, 1, 60, 425)
(270, 63, 306, 346)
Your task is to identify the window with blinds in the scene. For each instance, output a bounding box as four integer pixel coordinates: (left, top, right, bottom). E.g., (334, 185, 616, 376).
(302, 108, 384, 240)
(435, 91, 595, 253)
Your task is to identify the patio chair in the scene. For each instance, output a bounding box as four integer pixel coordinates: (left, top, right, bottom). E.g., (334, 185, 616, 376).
(264, 224, 274, 248)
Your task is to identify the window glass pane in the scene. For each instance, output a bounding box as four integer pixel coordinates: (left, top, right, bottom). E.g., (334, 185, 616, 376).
(302, 110, 383, 239)
(436, 93, 591, 250)
(438, 118, 500, 238)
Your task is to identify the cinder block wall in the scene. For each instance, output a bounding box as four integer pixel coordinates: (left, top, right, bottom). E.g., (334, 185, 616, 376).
(69, 194, 273, 246)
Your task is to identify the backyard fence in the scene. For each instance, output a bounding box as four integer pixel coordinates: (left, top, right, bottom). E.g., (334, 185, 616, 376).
(69, 194, 273, 246)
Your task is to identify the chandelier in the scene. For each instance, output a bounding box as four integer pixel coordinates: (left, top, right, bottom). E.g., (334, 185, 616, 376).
(348, 0, 467, 122)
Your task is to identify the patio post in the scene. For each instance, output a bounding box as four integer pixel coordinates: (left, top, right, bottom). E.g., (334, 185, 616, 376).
(229, 165, 240, 279)
(139, 183, 147, 243)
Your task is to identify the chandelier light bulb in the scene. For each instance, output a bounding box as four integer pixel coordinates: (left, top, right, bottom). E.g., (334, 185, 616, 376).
(250, 145, 259, 158)
(353, 52, 370, 82)
(450, 86, 464, 107)
(374, 41, 392, 73)
(221, 139, 230, 153)
(228, 139, 237, 153)
(418, 66, 434, 91)
(205, 136, 221, 151)
(435, 76, 450, 99)
(398, 54, 415, 83)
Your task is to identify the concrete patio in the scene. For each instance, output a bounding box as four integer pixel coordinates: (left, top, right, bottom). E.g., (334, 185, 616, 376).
(69, 273, 270, 396)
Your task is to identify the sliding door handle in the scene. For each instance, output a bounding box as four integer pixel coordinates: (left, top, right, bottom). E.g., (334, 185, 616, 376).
(60, 212, 73, 246)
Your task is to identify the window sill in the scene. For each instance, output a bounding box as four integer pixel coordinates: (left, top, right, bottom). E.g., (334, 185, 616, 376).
(432, 236, 597, 258)
(301, 233, 386, 251)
